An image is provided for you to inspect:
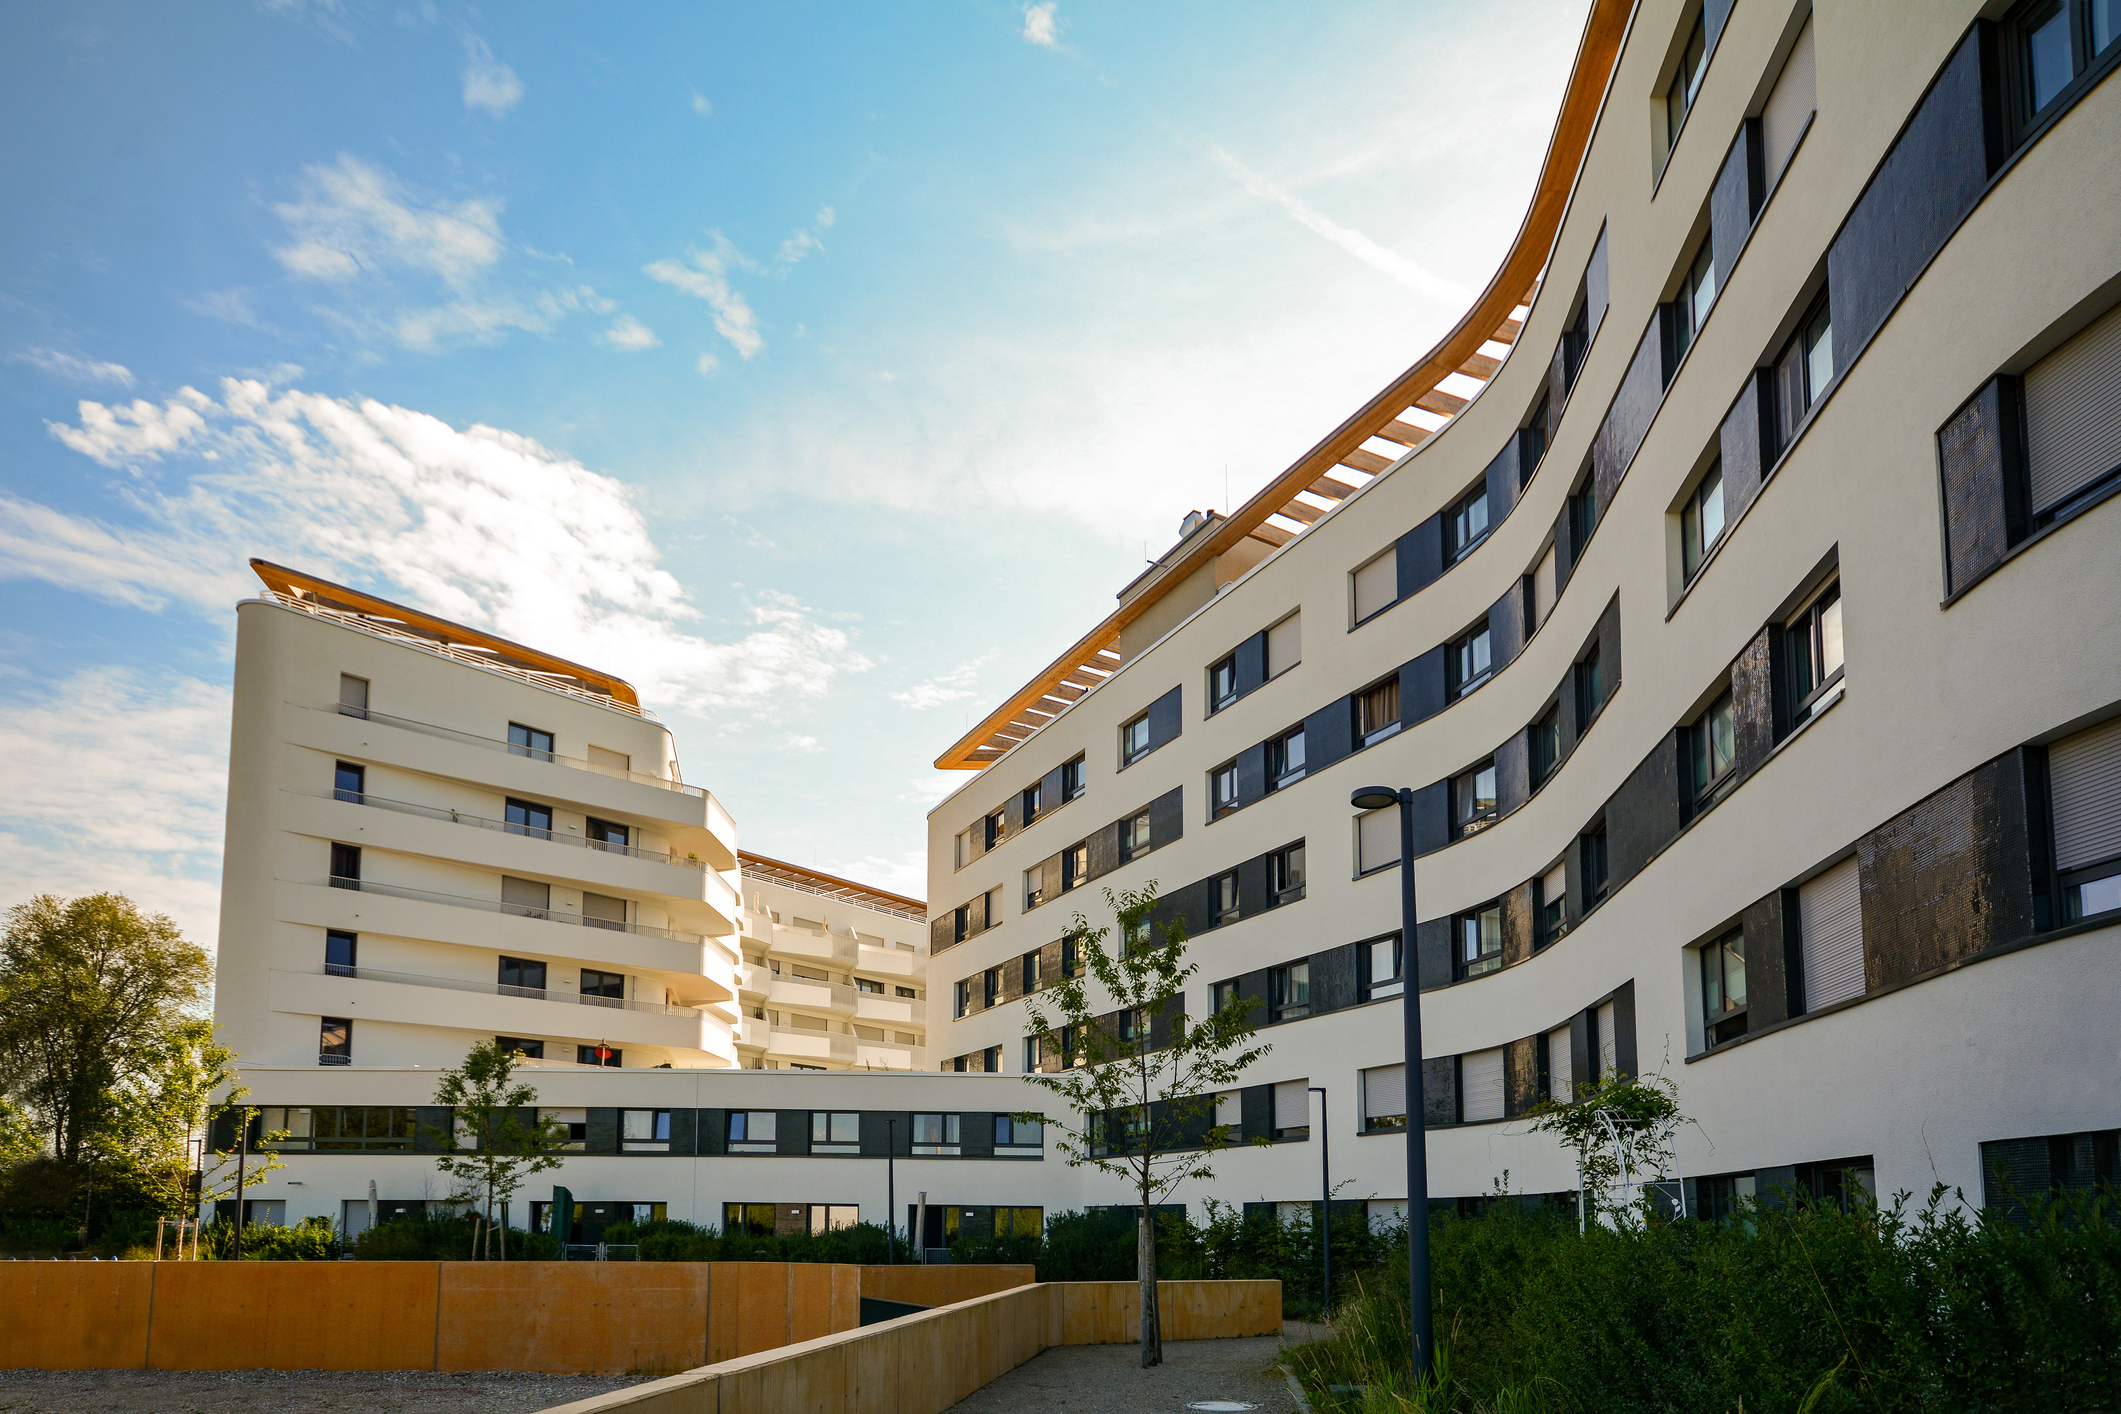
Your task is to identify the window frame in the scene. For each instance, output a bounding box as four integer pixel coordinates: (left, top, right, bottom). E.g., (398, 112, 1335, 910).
(1448, 620, 1494, 699)
(1664, 11, 1709, 148)
(1575, 644, 1606, 730)
(1269, 725, 1307, 788)
(1686, 687, 1738, 812)
(1210, 760, 1240, 819)
(1361, 932, 1404, 1000)
(1455, 902, 1503, 981)
(1445, 479, 1491, 562)
(1700, 928, 1749, 1047)
(1270, 960, 1311, 1021)
(2002, 0, 2121, 144)
(1681, 459, 1727, 583)
(1119, 809, 1153, 862)
(333, 760, 365, 804)
(1782, 579, 1845, 726)
(319, 1016, 352, 1065)
(1357, 674, 1402, 745)
(1530, 706, 1562, 788)
(1581, 823, 1610, 907)
(1452, 759, 1499, 839)
(809, 1110, 861, 1152)
(1208, 654, 1239, 713)
(1271, 843, 1307, 905)
(1773, 289, 1835, 452)
(1120, 713, 1152, 765)
(507, 722, 555, 762)
(1060, 754, 1087, 801)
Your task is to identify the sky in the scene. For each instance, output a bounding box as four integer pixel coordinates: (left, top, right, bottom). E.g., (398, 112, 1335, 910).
(0, 0, 1589, 952)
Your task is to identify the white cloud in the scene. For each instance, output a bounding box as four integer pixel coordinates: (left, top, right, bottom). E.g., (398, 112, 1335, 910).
(600, 314, 660, 351)
(273, 155, 503, 287)
(646, 239, 764, 358)
(16, 378, 874, 716)
(14, 348, 134, 387)
(891, 659, 984, 709)
(696, 352, 721, 376)
(461, 36, 524, 117)
(691, 92, 712, 117)
(785, 734, 824, 753)
(775, 206, 836, 269)
(1022, 2, 1059, 48)
(0, 667, 230, 952)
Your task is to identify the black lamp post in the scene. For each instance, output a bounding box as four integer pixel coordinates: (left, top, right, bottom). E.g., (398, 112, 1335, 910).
(1351, 785, 1433, 1385)
(886, 1117, 897, 1264)
(1309, 1085, 1330, 1314)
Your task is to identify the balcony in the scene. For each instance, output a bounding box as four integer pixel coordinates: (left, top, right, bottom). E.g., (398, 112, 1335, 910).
(767, 925, 857, 969)
(737, 963, 772, 1000)
(328, 876, 702, 943)
(735, 1015, 768, 1050)
(318, 963, 700, 1016)
(855, 944, 922, 979)
(323, 790, 711, 870)
(269, 968, 714, 1053)
(769, 976, 857, 1017)
(855, 993, 925, 1029)
(765, 1026, 856, 1066)
(328, 702, 697, 793)
(856, 1041, 921, 1071)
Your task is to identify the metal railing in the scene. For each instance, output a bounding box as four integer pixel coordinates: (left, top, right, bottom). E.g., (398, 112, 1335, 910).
(317, 790, 708, 871)
(740, 869, 924, 923)
(326, 876, 705, 945)
(308, 964, 703, 1018)
(317, 701, 707, 798)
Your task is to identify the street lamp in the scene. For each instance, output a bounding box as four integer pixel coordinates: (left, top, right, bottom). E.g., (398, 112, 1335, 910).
(1309, 1086, 1330, 1314)
(1351, 785, 1433, 1385)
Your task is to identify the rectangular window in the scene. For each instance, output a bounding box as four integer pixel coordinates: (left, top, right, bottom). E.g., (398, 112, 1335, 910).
(1446, 482, 1491, 560)
(1213, 871, 1239, 926)
(912, 1112, 961, 1155)
(1063, 842, 1088, 891)
(1453, 760, 1499, 838)
(855, 976, 883, 995)
(1667, 234, 1717, 375)
(333, 760, 365, 804)
(1023, 1035, 1042, 1073)
(338, 673, 370, 718)
(1576, 646, 1605, 729)
(1210, 761, 1239, 819)
(2050, 716, 2121, 921)
(1212, 979, 1238, 1013)
(313, 1106, 419, 1151)
(1665, 12, 1708, 143)
(983, 809, 1005, 849)
(1267, 612, 1301, 676)
(1536, 861, 1569, 946)
(1701, 929, 1748, 1047)
(2006, 0, 2119, 138)
(994, 1115, 1044, 1151)
(541, 1107, 587, 1149)
(1271, 961, 1311, 1021)
(1209, 655, 1239, 712)
(580, 968, 625, 1002)
(1272, 843, 1307, 903)
(325, 929, 357, 978)
(1687, 689, 1737, 810)
(1022, 781, 1043, 821)
(1061, 755, 1087, 800)
(622, 1109, 672, 1151)
(319, 1016, 352, 1065)
(496, 1036, 543, 1060)
(1457, 903, 1503, 979)
(727, 1110, 778, 1152)
(1121, 714, 1152, 765)
(1362, 1063, 1407, 1131)
(984, 967, 1000, 1008)
(1522, 397, 1550, 477)
(507, 722, 555, 762)
(954, 979, 971, 1019)
(1024, 865, 1045, 910)
(1782, 580, 1845, 727)
(1532, 544, 1557, 628)
(1581, 825, 1609, 905)
(1774, 291, 1835, 453)
(586, 817, 630, 851)
(1269, 726, 1307, 787)
(505, 798, 554, 839)
(498, 956, 548, 993)
(1569, 479, 1600, 556)
(576, 1044, 622, 1067)
(1273, 1078, 1311, 1137)
(1449, 622, 1494, 698)
(500, 876, 551, 918)
(896, 985, 918, 999)
(1799, 856, 1865, 1011)
(1530, 707, 1561, 787)
(1681, 461, 1726, 582)
(1120, 810, 1153, 862)
(330, 842, 361, 886)
(952, 906, 971, 943)
(1358, 676, 1402, 743)
(1023, 950, 1040, 993)
(1352, 549, 1398, 624)
(1363, 934, 1404, 999)
(810, 1111, 860, 1152)
(1062, 935, 1079, 978)
(1561, 301, 1591, 394)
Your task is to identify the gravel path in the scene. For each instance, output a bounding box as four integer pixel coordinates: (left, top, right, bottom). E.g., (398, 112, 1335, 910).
(0, 1369, 651, 1413)
(943, 1335, 1301, 1414)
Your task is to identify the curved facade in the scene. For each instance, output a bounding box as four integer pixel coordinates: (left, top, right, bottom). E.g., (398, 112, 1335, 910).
(926, 0, 2121, 1215)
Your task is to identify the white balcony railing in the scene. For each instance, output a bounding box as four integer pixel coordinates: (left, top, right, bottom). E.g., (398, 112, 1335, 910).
(313, 701, 705, 796)
(326, 876, 703, 944)
(313, 964, 702, 1017)
(316, 789, 710, 870)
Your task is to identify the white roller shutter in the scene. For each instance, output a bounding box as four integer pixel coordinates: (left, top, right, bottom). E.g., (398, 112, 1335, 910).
(1762, 16, 1816, 190)
(1267, 612, 1301, 676)
(1274, 1080, 1310, 1130)
(1801, 855, 1866, 1011)
(2050, 717, 2121, 871)
(1547, 1026, 1573, 1104)
(1215, 1091, 1241, 1129)
(1363, 1064, 1406, 1123)
(1540, 862, 1567, 908)
(1595, 1001, 1618, 1078)
(1461, 1049, 1505, 1122)
(1359, 805, 1401, 874)
(2025, 303, 2121, 515)
(1353, 550, 1398, 623)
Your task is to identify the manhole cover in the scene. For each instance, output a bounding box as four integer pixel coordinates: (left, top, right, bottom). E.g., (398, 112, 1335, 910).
(1187, 1403, 1259, 1411)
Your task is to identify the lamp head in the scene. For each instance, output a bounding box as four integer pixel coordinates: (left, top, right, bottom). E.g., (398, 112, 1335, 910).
(1350, 786, 1400, 811)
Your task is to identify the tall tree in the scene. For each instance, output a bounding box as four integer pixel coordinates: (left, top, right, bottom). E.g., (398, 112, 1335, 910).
(102, 1017, 250, 1215)
(0, 894, 210, 1164)
(1021, 885, 1269, 1368)
(431, 1040, 569, 1260)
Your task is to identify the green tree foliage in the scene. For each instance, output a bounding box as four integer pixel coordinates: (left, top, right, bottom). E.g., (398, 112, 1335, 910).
(0, 894, 210, 1164)
(1020, 884, 1270, 1368)
(1525, 1070, 1684, 1227)
(430, 1040, 568, 1260)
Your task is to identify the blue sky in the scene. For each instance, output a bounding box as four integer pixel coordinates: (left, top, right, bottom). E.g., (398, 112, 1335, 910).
(0, 0, 1586, 948)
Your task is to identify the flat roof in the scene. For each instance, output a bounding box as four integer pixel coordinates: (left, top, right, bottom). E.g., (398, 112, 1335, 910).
(738, 849, 927, 920)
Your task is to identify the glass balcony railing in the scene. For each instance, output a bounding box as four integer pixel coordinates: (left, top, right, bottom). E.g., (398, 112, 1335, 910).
(326, 876, 704, 945)
(302, 964, 702, 1017)
(319, 790, 708, 871)
(320, 702, 707, 798)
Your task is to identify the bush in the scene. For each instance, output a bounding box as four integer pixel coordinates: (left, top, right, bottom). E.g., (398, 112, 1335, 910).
(348, 1214, 555, 1261)
(622, 1218, 903, 1264)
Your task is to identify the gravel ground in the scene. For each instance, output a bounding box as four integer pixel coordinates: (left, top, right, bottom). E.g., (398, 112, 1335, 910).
(943, 1335, 1302, 1414)
(0, 1369, 652, 1414)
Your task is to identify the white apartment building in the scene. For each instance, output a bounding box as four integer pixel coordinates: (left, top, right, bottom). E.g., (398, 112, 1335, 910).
(217, 0, 2120, 1239)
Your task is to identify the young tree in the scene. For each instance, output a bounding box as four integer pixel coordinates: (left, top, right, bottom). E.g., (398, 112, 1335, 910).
(105, 1017, 252, 1216)
(430, 1040, 568, 1260)
(1528, 1069, 1685, 1229)
(1021, 884, 1270, 1368)
(0, 894, 211, 1163)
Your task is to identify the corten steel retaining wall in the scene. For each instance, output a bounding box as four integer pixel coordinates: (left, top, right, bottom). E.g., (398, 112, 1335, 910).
(538, 1280, 1285, 1414)
(0, 1262, 1036, 1374)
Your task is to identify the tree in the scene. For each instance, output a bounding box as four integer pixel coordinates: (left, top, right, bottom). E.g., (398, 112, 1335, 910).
(1021, 884, 1270, 1368)
(0, 894, 210, 1164)
(107, 1018, 268, 1219)
(1527, 1069, 1685, 1228)
(430, 1041, 568, 1260)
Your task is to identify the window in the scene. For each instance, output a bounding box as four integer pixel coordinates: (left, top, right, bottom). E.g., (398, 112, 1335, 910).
(580, 968, 625, 1002)
(1449, 622, 1493, 698)
(1363, 934, 1403, 1000)
(1022, 781, 1043, 821)
(541, 1107, 588, 1149)
(1701, 930, 1748, 1047)
(1687, 690, 1737, 811)
(1575, 645, 1605, 729)
(1211, 761, 1239, 819)
(1522, 396, 1550, 474)
(984, 967, 1000, 1008)
(1213, 979, 1239, 1013)
(995, 1115, 1044, 1151)
(952, 906, 971, 944)
(1272, 843, 1306, 903)
(1530, 707, 1561, 787)
(2050, 717, 2121, 921)
(1023, 1035, 1043, 1073)
(333, 760, 365, 803)
(338, 674, 370, 718)
(1359, 676, 1401, 743)
(505, 798, 553, 839)
(1269, 725, 1306, 787)
(1360, 802, 1400, 874)
(1121, 917, 1150, 954)
(1022, 950, 1040, 993)
(586, 818, 630, 851)
(1569, 479, 1600, 556)
(1062, 934, 1079, 978)
(1267, 612, 1301, 676)
(1063, 842, 1088, 891)
(1453, 760, 1498, 838)
(1362, 1064, 1407, 1132)
(1025, 865, 1046, 910)
(623, 1110, 672, 1152)
(1213, 871, 1239, 926)
(912, 1113, 961, 1155)
(856, 976, 883, 995)
(1120, 809, 1153, 862)
(498, 956, 547, 993)
(325, 929, 357, 978)
(810, 1112, 860, 1153)
(2006, 0, 2120, 135)
(896, 985, 918, 999)
(954, 979, 971, 1019)
(319, 1016, 352, 1065)
(1209, 655, 1239, 712)
(576, 1044, 622, 1067)
(496, 1036, 543, 1060)
(1581, 825, 1610, 906)
(1271, 962, 1310, 1021)
(1273, 1079, 1310, 1138)
(1061, 755, 1087, 800)
(1667, 235, 1717, 373)
(1446, 481, 1491, 560)
(1665, 12, 1708, 143)
(1773, 291, 1835, 452)
(983, 809, 1005, 849)
(1681, 461, 1726, 582)
(1352, 549, 1398, 624)
(1121, 714, 1152, 765)
(1561, 301, 1591, 394)
(330, 842, 361, 887)
(1458, 903, 1502, 980)
(1782, 581, 1845, 727)
(728, 1110, 778, 1152)
(1536, 862, 1569, 946)
(508, 722, 555, 762)
(313, 1106, 418, 1151)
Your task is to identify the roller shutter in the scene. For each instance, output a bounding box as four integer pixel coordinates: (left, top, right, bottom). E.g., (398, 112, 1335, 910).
(2025, 303, 2121, 516)
(1273, 1080, 1310, 1131)
(2050, 717, 2121, 871)
(1363, 1064, 1406, 1124)
(1358, 805, 1400, 874)
(1461, 1049, 1505, 1123)
(1267, 613, 1302, 677)
(1547, 1026, 1573, 1104)
(1800, 855, 1865, 1011)
(1353, 551, 1398, 623)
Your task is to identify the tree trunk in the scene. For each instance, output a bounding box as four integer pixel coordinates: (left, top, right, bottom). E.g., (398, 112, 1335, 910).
(1138, 1202, 1161, 1368)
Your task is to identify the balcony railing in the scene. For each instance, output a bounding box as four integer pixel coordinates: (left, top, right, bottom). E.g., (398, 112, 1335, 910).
(316, 702, 706, 798)
(306, 965, 703, 1017)
(326, 876, 704, 944)
(318, 790, 708, 871)
(741, 869, 923, 923)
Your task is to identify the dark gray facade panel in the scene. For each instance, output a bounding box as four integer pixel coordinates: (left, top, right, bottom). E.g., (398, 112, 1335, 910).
(1703, 0, 1736, 47)
(1414, 917, 1453, 992)
(1422, 1056, 1460, 1128)
(1740, 892, 1792, 1029)
(1489, 578, 1526, 669)
(1004, 790, 1027, 836)
(1398, 515, 1445, 600)
(1237, 854, 1272, 918)
(1719, 372, 1770, 520)
(1240, 1084, 1274, 1144)
(932, 914, 956, 952)
(1304, 698, 1355, 773)
(1402, 647, 1447, 726)
(1709, 122, 1762, 288)
(1500, 881, 1536, 968)
(1729, 625, 1777, 781)
(1495, 730, 1531, 818)
(414, 1105, 454, 1154)
(1593, 321, 1666, 505)
(667, 1108, 699, 1157)
(1233, 630, 1268, 699)
(1234, 742, 1268, 810)
(1145, 685, 1184, 752)
(1938, 376, 2029, 593)
(777, 1110, 810, 1156)
(1594, 594, 1623, 696)
(1611, 980, 1638, 1081)
(1504, 1036, 1541, 1118)
(1039, 765, 1066, 815)
(697, 1109, 726, 1157)
(1585, 225, 1610, 337)
(1485, 438, 1521, 521)
(1409, 779, 1450, 857)
(1147, 787, 1185, 853)
(1551, 501, 1577, 592)
(1087, 820, 1122, 878)
(1310, 943, 1359, 1016)
(1569, 1011, 1593, 1091)
(961, 1113, 996, 1158)
(585, 1108, 620, 1156)
(1607, 732, 1682, 892)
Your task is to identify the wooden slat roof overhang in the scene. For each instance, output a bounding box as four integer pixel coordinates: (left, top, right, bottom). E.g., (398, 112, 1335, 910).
(934, 0, 1628, 770)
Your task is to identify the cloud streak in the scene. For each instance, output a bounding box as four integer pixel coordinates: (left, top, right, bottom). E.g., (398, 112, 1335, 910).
(273, 155, 502, 286)
(461, 35, 524, 116)
(646, 239, 764, 358)
(14, 348, 135, 387)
